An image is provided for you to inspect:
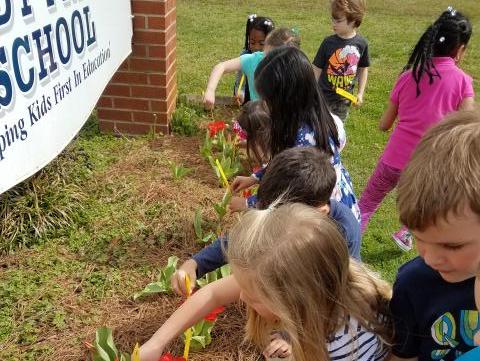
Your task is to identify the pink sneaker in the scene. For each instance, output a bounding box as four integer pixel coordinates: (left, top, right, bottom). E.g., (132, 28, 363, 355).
(392, 228, 413, 251)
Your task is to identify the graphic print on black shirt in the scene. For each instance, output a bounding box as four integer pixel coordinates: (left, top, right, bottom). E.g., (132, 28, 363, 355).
(390, 257, 480, 361)
(313, 34, 369, 106)
(326, 45, 361, 90)
(429, 309, 480, 360)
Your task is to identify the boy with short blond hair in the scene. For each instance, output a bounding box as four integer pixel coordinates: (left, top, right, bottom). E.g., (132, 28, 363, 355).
(313, 0, 369, 121)
(389, 110, 480, 361)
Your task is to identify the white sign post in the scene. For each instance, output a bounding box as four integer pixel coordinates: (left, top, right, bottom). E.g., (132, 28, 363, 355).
(0, 0, 132, 194)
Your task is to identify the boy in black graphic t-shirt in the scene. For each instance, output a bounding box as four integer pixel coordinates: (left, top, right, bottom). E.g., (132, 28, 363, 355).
(313, 0, 369, 121)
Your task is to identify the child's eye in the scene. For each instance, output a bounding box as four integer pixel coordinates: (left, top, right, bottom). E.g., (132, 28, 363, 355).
(443, 244, 464, 250)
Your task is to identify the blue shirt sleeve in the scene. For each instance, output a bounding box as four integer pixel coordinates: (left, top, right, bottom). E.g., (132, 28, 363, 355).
(329, 200, 361, 260)
(234, 49, 250, 95)
(456, 348, 480, 361)
(247, 194, 257, 208)
(191, 237, 228, 278)
(239, 52, 263, 101)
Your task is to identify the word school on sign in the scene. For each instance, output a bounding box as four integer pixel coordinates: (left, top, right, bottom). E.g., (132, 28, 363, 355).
(0, 1, 97, 111)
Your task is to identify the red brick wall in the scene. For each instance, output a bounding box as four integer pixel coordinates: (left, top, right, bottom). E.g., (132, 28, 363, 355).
(98, 0, 177, 135)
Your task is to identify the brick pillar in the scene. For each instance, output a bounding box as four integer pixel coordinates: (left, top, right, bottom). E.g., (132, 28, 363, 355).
(97, 0, 177, 135)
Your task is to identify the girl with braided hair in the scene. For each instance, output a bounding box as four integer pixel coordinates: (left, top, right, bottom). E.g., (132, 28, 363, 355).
(358, 7, 473, 250)
(233, 14, 275, 105)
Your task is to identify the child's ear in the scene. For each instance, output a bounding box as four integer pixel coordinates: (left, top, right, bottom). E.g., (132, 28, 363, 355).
(454, 44, 466, 63)
(316, 204, 330, 214)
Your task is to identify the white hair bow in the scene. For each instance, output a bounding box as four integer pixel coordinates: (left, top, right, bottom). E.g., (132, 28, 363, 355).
(447, 6, 457, 16)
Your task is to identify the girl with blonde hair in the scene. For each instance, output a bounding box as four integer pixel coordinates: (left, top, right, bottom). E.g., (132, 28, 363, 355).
(139, 203, 391, 361)
(229, 203, 391, 360)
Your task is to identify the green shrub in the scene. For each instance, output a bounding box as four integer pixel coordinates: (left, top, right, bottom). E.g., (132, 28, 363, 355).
(171, 103, 200, 136)
(0, 145, 90, 253)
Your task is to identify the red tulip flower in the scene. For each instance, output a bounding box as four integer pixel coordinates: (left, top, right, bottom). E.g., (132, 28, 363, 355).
(242, 189, 252, 198)
(159, 352, 186, 361)
(204, 306, 225, 322)
(207, 121, 227, 137)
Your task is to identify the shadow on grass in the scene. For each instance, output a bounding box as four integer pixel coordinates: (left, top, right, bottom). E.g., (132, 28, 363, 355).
(361, 233, 406, 266)
(362, 247, 404, 265)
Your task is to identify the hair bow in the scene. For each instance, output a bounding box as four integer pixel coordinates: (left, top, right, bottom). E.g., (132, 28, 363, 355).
(446, 6, 457, 16)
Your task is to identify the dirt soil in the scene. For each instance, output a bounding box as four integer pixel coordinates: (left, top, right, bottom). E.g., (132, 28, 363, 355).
(1, 105, 265, 360)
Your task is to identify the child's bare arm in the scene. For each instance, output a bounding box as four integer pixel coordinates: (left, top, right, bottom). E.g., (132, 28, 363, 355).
(459, 96, 475, 111)
(379, 101, 398, 131)
(312, 64, 322, 81)
(139, 276, 241, 361)
(356, 67, 368, 106)
(204, 58, 242, 109)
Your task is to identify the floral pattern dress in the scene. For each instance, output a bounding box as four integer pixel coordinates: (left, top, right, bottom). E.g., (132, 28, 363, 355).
(250, 114, 360, 223)
(295, 115, 360, 223)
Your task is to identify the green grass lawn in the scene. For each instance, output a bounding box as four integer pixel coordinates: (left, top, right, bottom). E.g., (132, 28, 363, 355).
(176, 0, 480, 281)
(0, 1, 479, 359)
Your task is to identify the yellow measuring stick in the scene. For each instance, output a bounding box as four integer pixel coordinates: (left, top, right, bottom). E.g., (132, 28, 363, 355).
(131, 343, 140, 361)
(215, 159, 230, 189)
(237, 74, 245, 94)
(183, 274, 193, 360)
(335, 87, 358, 105)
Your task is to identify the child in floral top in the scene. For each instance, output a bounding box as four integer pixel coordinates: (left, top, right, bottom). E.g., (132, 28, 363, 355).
(229, 46, 360, 222)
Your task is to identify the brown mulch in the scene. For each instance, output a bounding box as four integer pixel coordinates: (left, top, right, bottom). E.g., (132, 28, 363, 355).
(2, 106, 263, 360)
(41, 295, 260, 360)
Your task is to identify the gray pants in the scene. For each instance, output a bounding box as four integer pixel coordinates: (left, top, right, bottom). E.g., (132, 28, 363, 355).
(328, 101, 350, 122)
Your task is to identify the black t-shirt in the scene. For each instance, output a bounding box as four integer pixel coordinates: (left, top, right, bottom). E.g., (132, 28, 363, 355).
(313, 34, 370, 106)
(390, 257, 478, 361)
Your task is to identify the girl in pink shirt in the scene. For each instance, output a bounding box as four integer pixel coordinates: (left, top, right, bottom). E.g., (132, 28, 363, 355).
(359, 7, 474, 250)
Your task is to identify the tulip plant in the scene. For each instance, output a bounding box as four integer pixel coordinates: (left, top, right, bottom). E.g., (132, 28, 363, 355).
(86, 327, 139, 361)
(133, 256, 179, 300)
(122, 119, 242, 360)
(168, 161, 191, 181)
(193, 208, 215, 244)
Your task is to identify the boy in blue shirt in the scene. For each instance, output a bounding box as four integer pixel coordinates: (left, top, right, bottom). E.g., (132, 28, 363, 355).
(172, 146, 361, 296)
(389, 110, 480, 361)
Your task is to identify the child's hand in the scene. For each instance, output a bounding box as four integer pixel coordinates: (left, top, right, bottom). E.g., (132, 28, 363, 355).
(229, 196, 247, 212)
(231, 176, 257, 193)
(355, 93, 364, 107)
(139, 340, 164, 361)
(171, 259, 197, 297)
(475, 331, 480, 346)
(263, 332, 292, 359)
(234, 91, 245, 106)
(203, 89, 215, 110)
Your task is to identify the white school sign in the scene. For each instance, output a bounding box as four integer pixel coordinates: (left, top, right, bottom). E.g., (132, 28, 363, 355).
(0, 0, 132, 194)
